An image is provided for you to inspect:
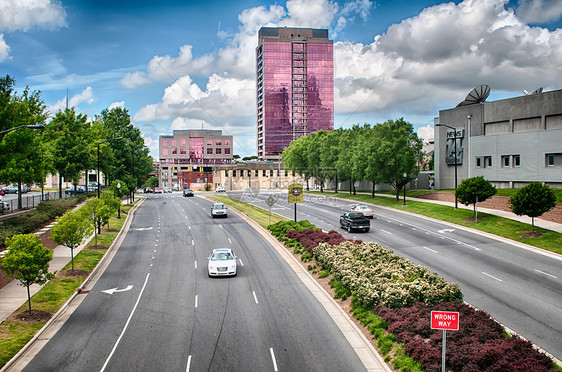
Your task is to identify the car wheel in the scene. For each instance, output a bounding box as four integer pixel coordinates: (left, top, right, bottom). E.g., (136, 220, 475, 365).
(347, 225, 352, 232)
(365, 228, 370, 232)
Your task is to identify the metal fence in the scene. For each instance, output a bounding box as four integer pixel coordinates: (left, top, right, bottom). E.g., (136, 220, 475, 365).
(0, 191, 72, 215)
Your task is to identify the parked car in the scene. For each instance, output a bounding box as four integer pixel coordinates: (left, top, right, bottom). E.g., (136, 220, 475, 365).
(87, 182, 99, 192)
(0, 189, 4, 196)
(172, 186, 179, 192)
(183, 189, 194, 197)
(340, 212, 370, 232)
(163, 187, 172, 193)
(3, 185, 18, 194)
(216, 186, 226, 193)
(211, 202, 227, 218)
(350, 205, 374, 218)
(136, 188, 144, 194)
(207, 248, 237, 277)
(144, 187, 153, 193)
(64, 185, 85, 195)
(0, 201, 10, 212)
(154, 188, 163, 194)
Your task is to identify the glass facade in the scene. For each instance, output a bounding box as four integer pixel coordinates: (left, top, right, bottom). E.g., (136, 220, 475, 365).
(257, 27, 333, 160)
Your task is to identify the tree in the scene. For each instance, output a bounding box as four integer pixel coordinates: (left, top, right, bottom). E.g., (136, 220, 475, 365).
(101, 190, 121, 230)
(509, 182, 557, 233)
(371, 119, 423, 201)
(51, 210, 91, 271)
(455, 176, 497, 222)
(0, 234, 54, 312)
(83, 197, 111, 243)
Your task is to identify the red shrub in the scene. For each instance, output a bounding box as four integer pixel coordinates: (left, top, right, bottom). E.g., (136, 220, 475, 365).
(286, 228, 358, 253)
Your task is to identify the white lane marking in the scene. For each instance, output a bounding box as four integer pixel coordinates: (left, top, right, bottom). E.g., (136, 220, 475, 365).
(270, 348, 279, 372)
(534, 269, 557, 279)
(423, 246, 438, 253)
(238, 259, 244, 267)
(195, 295, 198, 308)
(228, 238, 232, 244)
(253, 291, 259, 304)
(194, 261, 197, 269)
(381, 229, 393, 234)
(186, 355, 192, 372)
(100, 273, 150, 372)
(482, 272, 503, 282)
(219, 224, 223, 229)
(192, 240, 194, 246)
(188, 225, 191, 229)
(460, 242, 481, 251)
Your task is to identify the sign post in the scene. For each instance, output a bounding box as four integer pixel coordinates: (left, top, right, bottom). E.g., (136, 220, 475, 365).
(431, 311, 459, 372)
(288, 184, 303, 222)
(265, 194, 277, 225)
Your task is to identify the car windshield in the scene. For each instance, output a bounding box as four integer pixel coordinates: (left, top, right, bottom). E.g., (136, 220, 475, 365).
(210, 252, 232, 261)
(213, 204, 225, 209)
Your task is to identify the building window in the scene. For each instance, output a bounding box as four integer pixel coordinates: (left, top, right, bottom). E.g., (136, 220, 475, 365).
(180, 139, 186, 146)
(225, 139, 230, 146)
(180, 148, 187, 155)
(254, 170, 258, 177)
(215, 139, 221, 146)
(270, 169, 274, 176)
(171, 139, 177, 146)
(263, 170, 266, 176)
(162, 139, 168, 146)
(225, 148, 231, 155)
(163, 149, 168, 155)
(172, 148, 178, 155)
(502, 156, 509, 168)
(207, 139, 212, 146)
(216, 148, 222, 154)
(484, 156, 492, 168)
(248, 170, 251, 177)
(513, 155, 520, 167)
(207, 148, 213, 154)
(233, 170, 236, 177)
(476, 157, 482, 168)
(547, 154, 555, 166)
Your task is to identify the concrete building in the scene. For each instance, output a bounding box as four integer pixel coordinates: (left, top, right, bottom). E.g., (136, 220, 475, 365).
(434, 88, 562, 189)
(158, 129, 233, 189)
(256, 27, 334, 161)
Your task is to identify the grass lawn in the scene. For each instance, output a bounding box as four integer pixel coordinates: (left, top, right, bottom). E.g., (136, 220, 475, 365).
(309, 191, 562, 254)
(206, 195, 289, 228)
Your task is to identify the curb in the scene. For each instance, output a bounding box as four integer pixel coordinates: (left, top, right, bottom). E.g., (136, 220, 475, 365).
(1, 199, 144, 372)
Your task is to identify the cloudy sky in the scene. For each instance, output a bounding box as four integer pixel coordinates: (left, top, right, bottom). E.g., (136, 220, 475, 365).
(1, 0, 561, 159)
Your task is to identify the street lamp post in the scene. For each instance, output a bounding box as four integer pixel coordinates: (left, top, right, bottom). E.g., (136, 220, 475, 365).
(0, 124, 45, 136)
(116, 182, 121, 219)
(97, 137, 123, 198)
(403, 172, 407, 206)
(436, 124, 458, 209)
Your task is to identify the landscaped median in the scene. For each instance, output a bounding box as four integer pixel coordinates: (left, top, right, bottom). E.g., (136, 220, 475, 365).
(0, 201, 136, 368)
(208, 194, 559, 371)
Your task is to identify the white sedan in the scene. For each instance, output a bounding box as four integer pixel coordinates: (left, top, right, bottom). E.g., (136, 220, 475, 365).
(350, 205, 374, 218)
(208, 248, 237, 277)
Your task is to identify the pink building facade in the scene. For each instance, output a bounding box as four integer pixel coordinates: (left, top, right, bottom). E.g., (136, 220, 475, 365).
(256, 27, 334, 161)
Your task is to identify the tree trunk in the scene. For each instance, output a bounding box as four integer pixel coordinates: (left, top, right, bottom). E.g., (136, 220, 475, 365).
(320, 175, 324, 193)
(335, 174, 338, 193)
(395, 187, 400, 202)
(372, 181, 375, 198)
(71, 247, 74, 271)
(532, 217, 535, 233)
(59, 176, 63, 199)
(27, 285, 32, 312)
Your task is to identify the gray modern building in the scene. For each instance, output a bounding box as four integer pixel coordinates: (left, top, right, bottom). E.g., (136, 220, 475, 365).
(434, 88, 562, 189)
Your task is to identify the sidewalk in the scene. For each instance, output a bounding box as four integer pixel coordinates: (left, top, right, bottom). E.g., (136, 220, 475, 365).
(356, 191, 562, 233)
(0, 224, 91, 323)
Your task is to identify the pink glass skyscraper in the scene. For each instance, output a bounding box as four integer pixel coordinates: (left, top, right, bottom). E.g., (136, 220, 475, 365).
(256, 27, 334, 161)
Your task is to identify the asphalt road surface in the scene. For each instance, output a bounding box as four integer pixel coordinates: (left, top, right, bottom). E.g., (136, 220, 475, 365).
(229, 189, 562, 362)
(22, 193, 367, 372)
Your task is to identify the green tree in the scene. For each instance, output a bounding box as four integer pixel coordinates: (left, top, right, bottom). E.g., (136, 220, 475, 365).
(0, 234, 54, 312)
(101, 190, 120, 230)
(509, 182, 557, 233)
(50, 210, 91, 271)
(319, 129, 341, 193)
(0, 76, 49, 208)
(371, 119, 423, 201)
(83, 197, 111, 243)
(281, 135, 311, 189)
(455, 176, 497, 222)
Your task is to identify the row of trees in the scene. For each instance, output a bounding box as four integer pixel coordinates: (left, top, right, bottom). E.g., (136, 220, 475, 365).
(0, 189, 123, 312)
(0, 75, 154, 208)
(281, 119, 423, 200)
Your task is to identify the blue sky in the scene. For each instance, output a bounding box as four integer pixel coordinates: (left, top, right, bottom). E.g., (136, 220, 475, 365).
(1, 0, 561, 159)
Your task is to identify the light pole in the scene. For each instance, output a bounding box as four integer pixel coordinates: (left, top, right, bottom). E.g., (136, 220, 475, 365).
(403, 172, 407, 206)
(116, 182, 122, 219)
(0, 124, 45, 136)
(97, 137, 123, 198)
(436, 124, 458, 209)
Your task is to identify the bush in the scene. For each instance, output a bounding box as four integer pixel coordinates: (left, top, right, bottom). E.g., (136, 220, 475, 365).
(0, 196, 86, 248)
(286, 228, 357, 253)
(267, 220, 319, 238)
(376, 301, 554, 372)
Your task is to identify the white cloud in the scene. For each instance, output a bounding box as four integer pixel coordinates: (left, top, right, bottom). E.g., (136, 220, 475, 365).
(0, 0, 66, 31)
(417, 125, 434, 143)
(0, 34, 9, 61)
(48, 86, 95, 114)
(516, 0, 562, 23)
(121, 71, 150, 89)
(108, 101, 125, 110)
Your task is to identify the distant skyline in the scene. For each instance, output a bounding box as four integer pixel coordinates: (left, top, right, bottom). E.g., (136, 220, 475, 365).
(1, 0, 561, 159)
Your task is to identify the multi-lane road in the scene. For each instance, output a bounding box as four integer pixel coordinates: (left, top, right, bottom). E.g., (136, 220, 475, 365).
(229, 189, 562, 362)
(19, 193, 368, 372)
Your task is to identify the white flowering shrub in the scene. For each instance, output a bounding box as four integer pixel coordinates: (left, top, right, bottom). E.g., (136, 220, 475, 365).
(315, 241, 463, 309)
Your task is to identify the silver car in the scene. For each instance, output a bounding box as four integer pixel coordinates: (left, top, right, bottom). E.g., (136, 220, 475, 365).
(208, 248, 237, 277)
(211, 202, 227, 218)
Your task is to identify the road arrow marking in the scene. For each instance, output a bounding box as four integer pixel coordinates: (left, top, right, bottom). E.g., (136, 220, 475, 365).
(102, 285, 133, 295)
(438, 229, 455, 233)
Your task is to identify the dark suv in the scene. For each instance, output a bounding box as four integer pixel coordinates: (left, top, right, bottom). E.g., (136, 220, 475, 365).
(183, 189, 194, 197)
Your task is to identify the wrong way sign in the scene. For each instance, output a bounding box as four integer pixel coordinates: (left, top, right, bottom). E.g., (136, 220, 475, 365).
(431, 311, 459, 330)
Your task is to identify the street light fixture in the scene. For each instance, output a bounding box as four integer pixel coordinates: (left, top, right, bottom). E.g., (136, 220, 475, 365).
(0, 124, 45, 136)
(435, 123, 458, 208)
(97, 137, 123, 198)
(403, 172, 407, 206)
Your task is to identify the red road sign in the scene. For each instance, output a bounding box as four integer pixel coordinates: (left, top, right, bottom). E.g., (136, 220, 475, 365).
(431, 311, 459, 330)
